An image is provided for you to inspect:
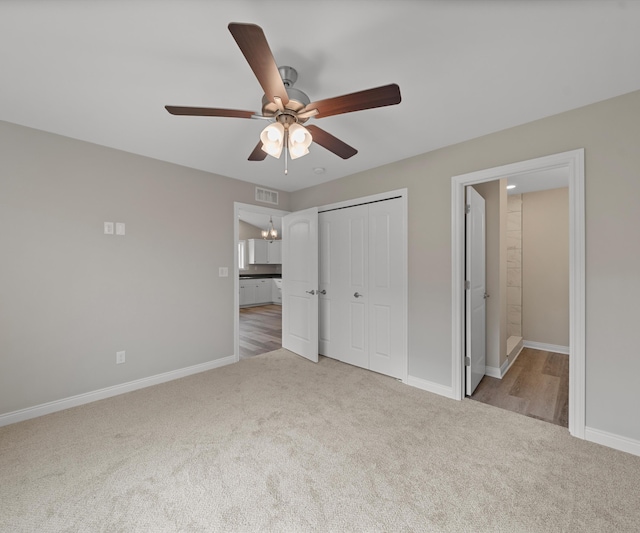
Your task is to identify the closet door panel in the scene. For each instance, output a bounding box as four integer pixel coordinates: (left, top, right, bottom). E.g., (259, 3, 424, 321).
(349, 302, 366, 352)
(343, 205, 369, 369)
(372, 304, 392, 358)
(368, 198, 405, 379)
(318, 213, 344, 359)
(349, 216, 367, 289)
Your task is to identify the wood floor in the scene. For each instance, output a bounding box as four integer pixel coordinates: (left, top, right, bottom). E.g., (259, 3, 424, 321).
(471, 348, 569, 427)
(239, 304, 282, 359)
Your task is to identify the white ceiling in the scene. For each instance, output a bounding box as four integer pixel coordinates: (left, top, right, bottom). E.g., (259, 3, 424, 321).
(2, 1, 639, 193)
(507, 168, 569, 196)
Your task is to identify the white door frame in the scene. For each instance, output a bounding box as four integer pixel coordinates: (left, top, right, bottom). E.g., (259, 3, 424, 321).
(233, 202, 290, 362)
(451, 149, 585, 439)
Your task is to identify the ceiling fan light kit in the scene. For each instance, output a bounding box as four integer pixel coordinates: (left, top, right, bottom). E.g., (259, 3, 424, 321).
(259, 122, 285, 158)
(165, 22, 402, 175)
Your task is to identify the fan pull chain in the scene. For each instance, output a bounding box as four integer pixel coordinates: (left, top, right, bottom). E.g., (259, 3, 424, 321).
(284, 129, 289, 175)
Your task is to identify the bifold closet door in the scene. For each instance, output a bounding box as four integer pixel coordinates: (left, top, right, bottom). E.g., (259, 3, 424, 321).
(319, 204, 369, 370)
(319, 197, 405, 379)
(367, 198, 404, 379)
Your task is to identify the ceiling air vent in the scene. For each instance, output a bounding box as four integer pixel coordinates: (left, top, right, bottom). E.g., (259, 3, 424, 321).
(255, 187, 279, 205)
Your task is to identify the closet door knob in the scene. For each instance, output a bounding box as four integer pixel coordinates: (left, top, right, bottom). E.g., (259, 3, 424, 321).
(354, 292, 363, 298)
(306, 290, 316, 295)
(319, 290, 327, 295)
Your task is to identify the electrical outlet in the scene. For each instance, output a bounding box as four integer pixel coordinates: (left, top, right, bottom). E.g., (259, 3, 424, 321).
(116, 351, 126, 364)
(104, 222, 114, 235)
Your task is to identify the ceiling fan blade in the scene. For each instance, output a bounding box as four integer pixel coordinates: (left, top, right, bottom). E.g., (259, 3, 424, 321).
(248, 140, 267, 161)
(228, 22, 289, 106)
(306, 125, 357, 159)
(165, 106, 255, 118)
(304, 84, 401, 119)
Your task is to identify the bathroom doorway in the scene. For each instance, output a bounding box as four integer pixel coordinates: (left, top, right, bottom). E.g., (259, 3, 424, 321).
(451, 149, 585, 438)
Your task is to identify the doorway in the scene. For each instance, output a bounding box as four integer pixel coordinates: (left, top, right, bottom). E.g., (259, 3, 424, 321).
(472, 347, 569, 426)
(451, 149, 585, 439)
(466, 179, 571, 427)
(234, 202, 290, 362)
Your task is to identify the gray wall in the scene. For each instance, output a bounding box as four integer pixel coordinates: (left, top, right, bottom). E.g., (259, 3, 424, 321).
(0, 121, 290, 414)
(291, 89, 640, 442)
(3, 88, 640, 444)
(522, 188, 569, 347)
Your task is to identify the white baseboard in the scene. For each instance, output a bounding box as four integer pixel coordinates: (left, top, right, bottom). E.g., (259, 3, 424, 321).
(523, 340, 570, 355)
(485, 346, 523, 379)
(0, 355, 236, 428)
(502, 344, 524, 377)
(406, 375, 457, 400)
(585, 426, 640, 457)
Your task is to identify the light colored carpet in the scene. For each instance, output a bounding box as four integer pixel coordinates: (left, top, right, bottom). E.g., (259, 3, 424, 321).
(1, 349, 639, 532)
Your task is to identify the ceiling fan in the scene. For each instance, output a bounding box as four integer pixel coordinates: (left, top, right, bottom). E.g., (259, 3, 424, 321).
(165, 22, 402, 173)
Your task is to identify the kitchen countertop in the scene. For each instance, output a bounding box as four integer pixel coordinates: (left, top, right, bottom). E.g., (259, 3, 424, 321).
(239, 274, 282, 280)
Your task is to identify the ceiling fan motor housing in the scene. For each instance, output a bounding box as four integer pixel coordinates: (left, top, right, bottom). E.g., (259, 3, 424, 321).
(261, 66, 311, 121)
(278, 66, 297, 87)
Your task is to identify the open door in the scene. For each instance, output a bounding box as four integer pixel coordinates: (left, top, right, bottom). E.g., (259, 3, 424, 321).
(282, 207, 319, 362)
(466, 186, 486, 395)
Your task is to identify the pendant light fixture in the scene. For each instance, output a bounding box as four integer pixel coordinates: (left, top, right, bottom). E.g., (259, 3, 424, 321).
(262, 216, 278, 240)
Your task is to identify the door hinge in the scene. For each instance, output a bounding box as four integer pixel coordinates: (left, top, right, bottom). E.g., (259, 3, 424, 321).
(465, 204, 471, 214)
(465, 280, 470, 290)
(464, 356, 471, 366)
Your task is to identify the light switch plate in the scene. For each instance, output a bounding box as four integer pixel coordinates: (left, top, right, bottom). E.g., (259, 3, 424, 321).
(104, 222, 114, 235)
(219, 267, 228, 277)
(115, 222, 125, 236)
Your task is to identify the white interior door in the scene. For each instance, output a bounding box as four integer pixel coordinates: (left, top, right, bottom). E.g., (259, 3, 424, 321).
(319, 210, 349, 360)
(344, 205, 369, 369)
(319, 205, 369, 369)
(282, 207, 319, 362)
(466, 186, 486, 395)
(368, 198, 405, 379)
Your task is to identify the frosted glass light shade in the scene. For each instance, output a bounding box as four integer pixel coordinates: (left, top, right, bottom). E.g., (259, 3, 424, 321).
(288, 123, 312, 160)
(260, 123, 285, 158)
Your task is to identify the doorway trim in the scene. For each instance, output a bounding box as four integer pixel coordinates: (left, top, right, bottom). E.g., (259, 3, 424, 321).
(233, 202, 290, 362)
(450, 149, 585, 439)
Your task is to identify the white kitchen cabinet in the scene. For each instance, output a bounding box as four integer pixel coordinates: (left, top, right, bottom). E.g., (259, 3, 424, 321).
(247, 239, 268, 264)
(247, 239, 282, 264)
(272, 278, 282, 305)
(256, 279, 272, 303)
(240, 278, 282, 307)
(239, 281, 257, 306)
(267, 240, 282, 264)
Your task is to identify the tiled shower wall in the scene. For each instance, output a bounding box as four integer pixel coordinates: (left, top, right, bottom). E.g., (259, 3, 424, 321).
(507, 194, 522, 338)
